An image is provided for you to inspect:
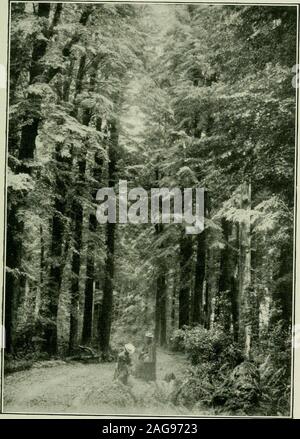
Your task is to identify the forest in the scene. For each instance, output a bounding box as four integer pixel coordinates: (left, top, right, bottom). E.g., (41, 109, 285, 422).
(3, 2, 297, 416)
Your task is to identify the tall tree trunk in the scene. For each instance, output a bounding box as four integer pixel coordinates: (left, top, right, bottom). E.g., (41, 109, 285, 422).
(81, 214, 97, 345)
(81, 82, 103, 346)
(44, 143, 70, 355)
(155, 281, 160, 343)
(238, 182, 252, 358)
(217, 218, 232, 332)
(155, 269, 167, 346)
(160, 274, 167, 346)
(154, 221, 167, 346)
(98, 121, 118, 356)
(250, 232, 260, 344)
(98, 221, 115, 356)
(203, 193, 212, 329)
(178, 232, 193, 328)
(191, 190, 209, 325)
(203, 278, 210, 329)
(171, 271, 177, 330)
(68, 56, 90, 353)
(45, 204, 64, 354)
(192, 231, 205, 325)
(68, 154, 86, 353)
(35, 224, 45, 317)
(231, 225, 240, 341)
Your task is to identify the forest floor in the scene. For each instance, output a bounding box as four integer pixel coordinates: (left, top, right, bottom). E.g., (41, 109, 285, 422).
(3, 349, 214, 416)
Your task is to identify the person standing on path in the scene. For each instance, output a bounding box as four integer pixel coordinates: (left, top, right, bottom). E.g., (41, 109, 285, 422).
(114, 343, 135, 385)
(139, 332, 156, 382)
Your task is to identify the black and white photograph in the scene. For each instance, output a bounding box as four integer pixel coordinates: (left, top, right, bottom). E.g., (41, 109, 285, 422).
(1, 0, 298, 418)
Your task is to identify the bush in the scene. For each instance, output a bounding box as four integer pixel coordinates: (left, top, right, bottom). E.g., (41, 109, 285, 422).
(170, 319, 291, 415)
(172, 364, 216, 407)
(4, 351, 50, 374)
(169, 328, 187, 352)
(170, 325, 264, 414)
(14, 314, 54, 354)
(259, 319, 291, 415)
(222, 361, 261, 411)
(181, 325, 241, 367)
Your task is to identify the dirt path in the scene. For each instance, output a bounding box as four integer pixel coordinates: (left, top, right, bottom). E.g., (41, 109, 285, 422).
(4, 349, 213, 416)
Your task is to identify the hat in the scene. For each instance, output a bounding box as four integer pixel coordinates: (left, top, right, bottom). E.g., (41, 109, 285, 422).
(124, 343, 135, 354)
(145, 332, 154, 338)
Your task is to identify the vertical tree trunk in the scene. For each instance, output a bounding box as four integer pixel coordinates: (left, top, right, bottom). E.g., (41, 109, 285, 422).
(155, 280, 160, 343)
(68, 155, 86, 353)
(98, 221, 115, 355)
(217, 218, 232, 332)
(250, 232, 260, 344)
(35, 224, 45, 317)
(238, 182, 252, 358)
(45, 200, 64, 354)
(155, 269, 167, 346)
(153, 166, 167, 345)
(81, 214, 97, 345)
(192, 213, 206, 324)
(68, 56, 90, 352)
(231, 226, 240, 342)
(192, 190, 209, 325)
(171, 271, 177, 330)
(178, 232, 193, 328)
(202, 192, 212, 329)
(203, 278, 210, 329)
(45, 143, 71, 355)
(81, 88, 103, 346)
(160, 274, 167, 346)
(98, 121, 118, 356)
